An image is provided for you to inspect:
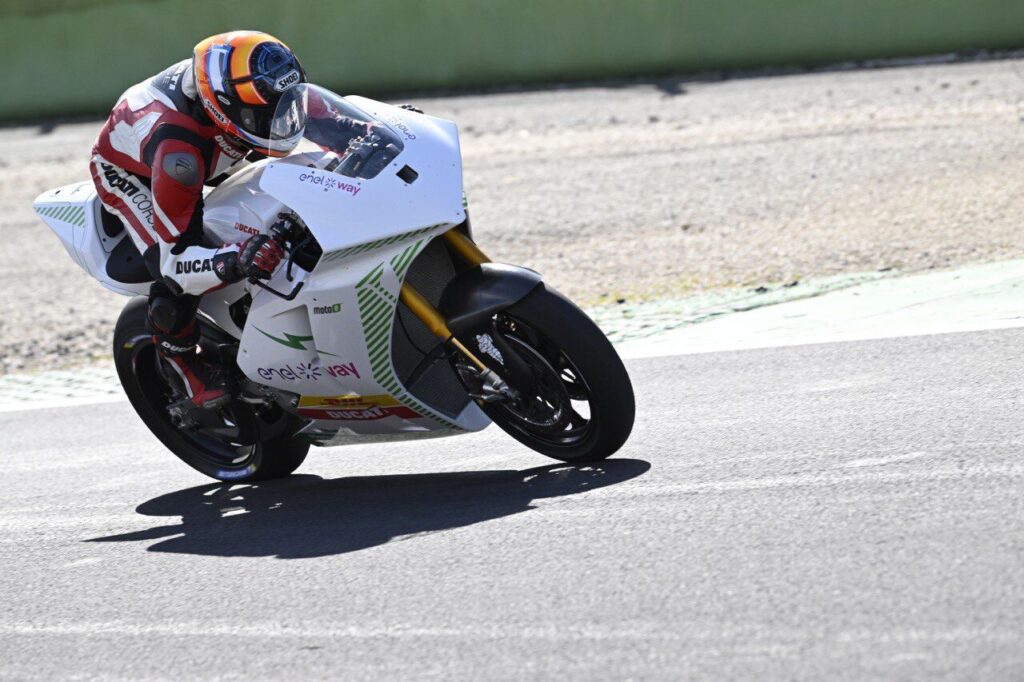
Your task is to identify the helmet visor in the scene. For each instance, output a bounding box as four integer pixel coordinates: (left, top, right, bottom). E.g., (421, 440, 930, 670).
(240, 85, 306, 156)
(269, 86, 307, 140)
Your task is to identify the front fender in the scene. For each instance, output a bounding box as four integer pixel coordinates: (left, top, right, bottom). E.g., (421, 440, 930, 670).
(438, 263, 543, 335)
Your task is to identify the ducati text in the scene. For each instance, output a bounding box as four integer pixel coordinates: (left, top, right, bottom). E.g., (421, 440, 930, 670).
(176, 259, 213, 274)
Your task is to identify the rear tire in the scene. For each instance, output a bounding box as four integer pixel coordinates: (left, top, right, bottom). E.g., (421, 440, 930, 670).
(113, 297, 308, 482)
(457, 286, 635, 462)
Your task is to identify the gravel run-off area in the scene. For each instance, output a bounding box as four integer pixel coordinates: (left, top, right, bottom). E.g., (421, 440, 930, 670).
(2, 57, 1024, 373)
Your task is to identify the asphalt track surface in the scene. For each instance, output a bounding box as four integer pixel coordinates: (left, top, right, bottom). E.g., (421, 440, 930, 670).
(2, 329, 1023, 679)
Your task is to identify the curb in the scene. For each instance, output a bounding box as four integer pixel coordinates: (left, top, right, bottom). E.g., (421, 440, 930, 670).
(0, 269, 894, 412)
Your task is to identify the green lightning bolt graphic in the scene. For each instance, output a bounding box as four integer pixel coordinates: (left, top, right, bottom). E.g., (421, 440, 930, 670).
(255, 328, 338, 357)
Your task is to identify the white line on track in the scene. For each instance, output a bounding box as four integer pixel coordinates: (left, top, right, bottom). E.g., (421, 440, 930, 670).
(0, 620, 1017, 646)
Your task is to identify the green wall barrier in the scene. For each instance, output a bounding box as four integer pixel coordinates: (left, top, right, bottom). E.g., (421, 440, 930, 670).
(4, 0, 1024, 120)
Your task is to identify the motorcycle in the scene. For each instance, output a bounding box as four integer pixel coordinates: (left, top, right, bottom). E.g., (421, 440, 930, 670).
(33, 84, 635, 482)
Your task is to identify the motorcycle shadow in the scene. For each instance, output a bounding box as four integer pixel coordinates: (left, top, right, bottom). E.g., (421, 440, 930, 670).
(86, 458, 651, 559)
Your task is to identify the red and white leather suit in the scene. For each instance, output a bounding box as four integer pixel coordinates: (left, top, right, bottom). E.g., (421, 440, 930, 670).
(90, 59, 252, 295)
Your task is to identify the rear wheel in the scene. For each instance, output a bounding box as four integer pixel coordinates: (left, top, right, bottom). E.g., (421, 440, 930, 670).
(113, 297, 308, 482)
(453, 286, 634, 462)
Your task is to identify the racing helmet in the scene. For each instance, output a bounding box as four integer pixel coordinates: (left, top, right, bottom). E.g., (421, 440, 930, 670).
(193, 30, 306, 157)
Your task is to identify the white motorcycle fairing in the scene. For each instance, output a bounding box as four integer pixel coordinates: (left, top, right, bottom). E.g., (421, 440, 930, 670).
(198, 95, 491, 445)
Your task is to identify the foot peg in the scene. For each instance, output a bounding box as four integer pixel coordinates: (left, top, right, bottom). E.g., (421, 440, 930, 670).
(167, 392, 231, 432)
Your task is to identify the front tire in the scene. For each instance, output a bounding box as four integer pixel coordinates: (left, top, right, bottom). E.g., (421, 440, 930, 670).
(113, 297, 309, 482)
(457, 286, 635, 462)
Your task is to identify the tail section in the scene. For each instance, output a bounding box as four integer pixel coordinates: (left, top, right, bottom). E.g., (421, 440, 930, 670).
(35, 182, 92, 272)
(34, 182, 151, 297)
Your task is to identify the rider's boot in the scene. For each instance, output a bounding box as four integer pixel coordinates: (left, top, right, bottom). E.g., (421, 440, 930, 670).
(152, 319, 230, 409)
(157, 333, 230, 403)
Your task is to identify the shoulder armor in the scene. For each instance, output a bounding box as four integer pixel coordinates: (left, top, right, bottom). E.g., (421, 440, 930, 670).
(151, 60, 201, 115)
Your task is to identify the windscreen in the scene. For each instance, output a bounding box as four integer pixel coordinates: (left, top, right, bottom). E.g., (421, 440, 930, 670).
(269, 84, 405, 180)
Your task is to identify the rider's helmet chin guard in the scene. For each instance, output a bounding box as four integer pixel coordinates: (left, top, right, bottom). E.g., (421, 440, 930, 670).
(193, 30, 307, 158)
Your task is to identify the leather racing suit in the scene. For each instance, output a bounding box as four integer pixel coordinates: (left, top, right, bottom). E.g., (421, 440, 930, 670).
(90, 59, 276, 406)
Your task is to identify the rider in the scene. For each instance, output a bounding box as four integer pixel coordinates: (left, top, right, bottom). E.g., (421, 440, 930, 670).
(90, 31, 306, 408)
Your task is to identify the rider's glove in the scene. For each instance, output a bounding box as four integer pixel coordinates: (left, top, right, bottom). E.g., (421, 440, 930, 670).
(238, 235, 285, 280)
(213, 235, 284, 283)
(398, 103, 423, 114)
(337, 117, 371, 137)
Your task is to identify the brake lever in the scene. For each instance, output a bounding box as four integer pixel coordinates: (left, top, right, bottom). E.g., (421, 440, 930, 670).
(249, 276, 305, 301)
(285, 247, 296, 282)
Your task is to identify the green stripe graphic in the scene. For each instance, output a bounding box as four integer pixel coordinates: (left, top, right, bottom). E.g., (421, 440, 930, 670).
(38, 204, 85, 227)
(354, 240, 455, 428)
(323, 225, 442, 263)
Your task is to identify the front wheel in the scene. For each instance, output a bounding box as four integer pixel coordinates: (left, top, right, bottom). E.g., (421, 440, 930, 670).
(456, 286, 635, 462)
(113, 297, 309, 482)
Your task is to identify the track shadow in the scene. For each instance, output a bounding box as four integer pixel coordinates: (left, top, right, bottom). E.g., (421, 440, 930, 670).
(86, 459, 650, 559)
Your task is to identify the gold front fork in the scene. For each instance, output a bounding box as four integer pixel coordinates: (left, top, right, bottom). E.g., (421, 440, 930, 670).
(441, 228, 491, 267)
(399, 228, 493, 372)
